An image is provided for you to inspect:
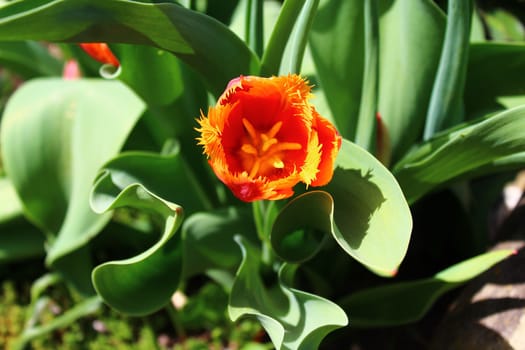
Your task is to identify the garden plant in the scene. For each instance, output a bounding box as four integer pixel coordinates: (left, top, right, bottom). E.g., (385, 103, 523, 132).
(1, 0, 525, 348)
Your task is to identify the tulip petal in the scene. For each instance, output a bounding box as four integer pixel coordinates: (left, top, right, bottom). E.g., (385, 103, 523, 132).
(311, 111, 342, 187)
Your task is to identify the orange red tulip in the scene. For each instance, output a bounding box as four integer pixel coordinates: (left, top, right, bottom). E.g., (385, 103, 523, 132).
(197, 75, 341, 202)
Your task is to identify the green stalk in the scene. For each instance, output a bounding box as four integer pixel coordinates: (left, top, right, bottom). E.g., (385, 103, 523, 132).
(286, 0, 320, 74)
(252, 200, 274, 265)
(355, 0, 379, 152)
(246, 0, 264, 57)
(261, 0, 306, 76)
(166, 302, 187, 339)
(423, 0, 473, 140)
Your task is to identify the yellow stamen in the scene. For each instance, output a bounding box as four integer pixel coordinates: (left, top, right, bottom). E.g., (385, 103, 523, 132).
(240, 118, 302, 177)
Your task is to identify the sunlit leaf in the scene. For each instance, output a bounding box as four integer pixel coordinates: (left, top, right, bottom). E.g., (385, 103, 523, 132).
(0, 79, 144, 292)
(483, 8, 525, 42)
(394, 105, 525, 204)
(229, 236, 348, 350)
(325, 140, 412, 276)
(340, 249, 514, 327)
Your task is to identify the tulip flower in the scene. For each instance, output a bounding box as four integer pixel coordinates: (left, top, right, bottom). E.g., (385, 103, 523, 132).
(197, 75, 341, 202)
(79, 43, 120, 67)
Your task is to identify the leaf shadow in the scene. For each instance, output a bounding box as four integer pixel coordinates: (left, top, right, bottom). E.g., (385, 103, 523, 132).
(328, 168, 386, 249)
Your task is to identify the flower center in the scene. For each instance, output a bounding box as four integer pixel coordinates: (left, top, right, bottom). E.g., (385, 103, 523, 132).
(239, 118, 302, 178)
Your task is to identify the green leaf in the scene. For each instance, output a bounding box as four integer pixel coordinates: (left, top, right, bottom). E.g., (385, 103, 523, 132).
(465, 43, 525, 119)
(354, 0, 379, 152)
(271, 191, 331, 264)
(325, 139, 412, 276)
(0, 79, 144, 289)
(0, 41, 62, 78)
(0, 176, 23, 223)
(470, 7, 485, 42)
(182, 207, 256, 278)
(90, 180, 184, 315)
(377, 0, 445, 159)
(260, 0, 306, 75)
(0, 0, 259, 96)
(339, 249, 514, 327)
(117, 44, 185, 107)
(423, 0, 473, 139)
(245, 0, 264, 57)
(482, 8, 525, 42)
(89, 150, 211, 216)
(280, 0, 319, 75)
(309, 0, 364, 139)
(229, 236, 348, 350)
(393, 105, 525, 204)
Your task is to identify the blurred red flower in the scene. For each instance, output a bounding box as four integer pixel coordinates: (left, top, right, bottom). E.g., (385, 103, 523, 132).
(79, 43, 120, 67)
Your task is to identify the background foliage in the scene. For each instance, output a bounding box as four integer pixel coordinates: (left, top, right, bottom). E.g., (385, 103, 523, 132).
(1, 0, 525, 348)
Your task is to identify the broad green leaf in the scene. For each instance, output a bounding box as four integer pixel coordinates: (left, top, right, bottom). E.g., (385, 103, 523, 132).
(339, 249, 514, 327)
(271, 191, 330, 263)
(377, 0, 445, 160)
(0, 79, 144, 288)
(0, 41, 61, 78)
(0, 0, 259, 96)
(182, 207, 256, 278)
(0, 176, 22, 223)
(325, 140, 412, 276)
(90, 180, 184, 315)
(229, 236, 348, 350)
(117, 44, 185, 107)
(465, 43, 525, 119)
(423, 0, 472, 139)
(393, 105, 525, 204)
(89, 150, 211, 216)
(309, 0, 364, 139)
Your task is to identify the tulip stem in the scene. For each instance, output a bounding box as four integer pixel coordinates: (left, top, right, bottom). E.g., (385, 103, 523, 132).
(252, 200, 277, 265)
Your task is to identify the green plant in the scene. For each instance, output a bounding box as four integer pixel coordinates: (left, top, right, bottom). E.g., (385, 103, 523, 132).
(1, 0, 524, 348)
